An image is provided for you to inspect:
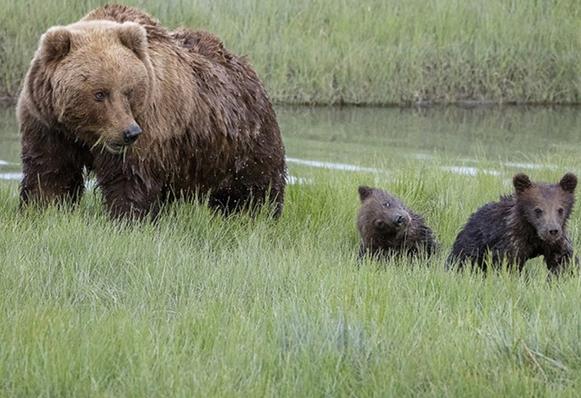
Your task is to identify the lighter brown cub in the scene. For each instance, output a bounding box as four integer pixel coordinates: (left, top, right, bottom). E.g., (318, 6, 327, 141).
(357, 186, 438, 260)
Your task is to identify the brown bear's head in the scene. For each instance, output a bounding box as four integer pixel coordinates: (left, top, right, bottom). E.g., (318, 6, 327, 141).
(358, 186, 412, 239)
(30, 20, 153, 154)
(513, 173, 577, 244)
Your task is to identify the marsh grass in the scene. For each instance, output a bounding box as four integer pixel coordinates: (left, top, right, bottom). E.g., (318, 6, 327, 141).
(2, 156, 581, 396)
(0, 0, 579, 104)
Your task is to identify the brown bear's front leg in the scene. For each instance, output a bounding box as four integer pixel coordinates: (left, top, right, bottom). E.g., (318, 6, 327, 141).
(94, 157, 163, 221)
(544, 236, 578, 276)
(20, 119, 90, 208)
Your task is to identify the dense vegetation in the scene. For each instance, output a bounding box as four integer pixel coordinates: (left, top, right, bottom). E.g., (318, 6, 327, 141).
(1, 155, 581, 396)
(0, 0, 579, 105)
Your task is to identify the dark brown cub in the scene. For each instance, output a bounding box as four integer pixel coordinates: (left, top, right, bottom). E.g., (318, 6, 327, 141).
(357, 186, 438, 260)
(446, 173, 578, 275)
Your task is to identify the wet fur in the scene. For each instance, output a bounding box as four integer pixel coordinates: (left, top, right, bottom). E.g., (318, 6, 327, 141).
(446, 173, 578, 275)
(357, 186, 438, 260)
(18, 5, 286, 220)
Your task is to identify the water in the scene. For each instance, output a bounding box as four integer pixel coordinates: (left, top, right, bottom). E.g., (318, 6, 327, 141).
(0, 107, 20, 179)
(277, 106, 580, 169)
(0, 106, 579, 182)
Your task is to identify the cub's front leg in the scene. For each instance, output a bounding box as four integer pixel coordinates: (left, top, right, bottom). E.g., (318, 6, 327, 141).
(544, 236, 578, 276)
(358, 242, 367, 260)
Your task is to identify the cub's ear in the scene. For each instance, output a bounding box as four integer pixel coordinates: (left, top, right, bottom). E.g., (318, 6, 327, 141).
(513, 173, 532, 194)
(559, 172, 577, 193)
(40, 27, 71, 62)
(117, 22, 148, 60)
(358, 186, 373, 202)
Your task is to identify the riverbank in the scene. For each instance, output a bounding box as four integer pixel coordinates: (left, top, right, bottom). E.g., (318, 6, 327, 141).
(0, 0, 579, 105)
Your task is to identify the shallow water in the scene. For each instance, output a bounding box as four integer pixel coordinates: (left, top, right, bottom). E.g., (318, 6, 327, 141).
(278, 106, 580, 167)
(0, 105, 579, 182)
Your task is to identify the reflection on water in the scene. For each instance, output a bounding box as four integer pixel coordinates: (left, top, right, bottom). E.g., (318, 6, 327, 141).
(441, 166, 500, 177)
(0, 107, 19, 171)
(0, 172, 22, 180)
(286, 157, 380, 173)
(278, 106, 580, 167)
(0, 105, 579, 182)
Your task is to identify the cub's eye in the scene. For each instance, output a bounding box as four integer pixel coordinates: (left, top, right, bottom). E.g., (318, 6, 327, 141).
(374, 219, 385, 228)
(558, 207, 564, 215)
(94, 91, 107, 102)
(383, 201, 390, 208)
(534, 208, 543, 216)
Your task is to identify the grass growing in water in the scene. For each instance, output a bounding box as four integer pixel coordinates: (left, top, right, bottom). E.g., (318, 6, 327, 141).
(1, 156, 581, 396)
(0, 0, 579, 104)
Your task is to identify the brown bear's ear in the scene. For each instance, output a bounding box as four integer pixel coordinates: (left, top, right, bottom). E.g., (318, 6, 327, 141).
(513, 173, 532, 194)
(559, 172, 577, 193)
(358, 186, 373, 202)
(117, 22, 148, 60)
(40, 27, 72, 62)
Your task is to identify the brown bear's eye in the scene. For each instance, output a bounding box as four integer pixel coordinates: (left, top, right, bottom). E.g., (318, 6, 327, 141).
(94, 91, 107, 102)
(534, 208, 543, 217)
(383, 202, 390, 208)
(558, 207, 564, 215)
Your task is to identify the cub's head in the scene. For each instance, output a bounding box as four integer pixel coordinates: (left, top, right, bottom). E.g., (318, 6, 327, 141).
(513, 173, 577, 243)
(358, 186, 412, 237)
(28, 20, 152, 154)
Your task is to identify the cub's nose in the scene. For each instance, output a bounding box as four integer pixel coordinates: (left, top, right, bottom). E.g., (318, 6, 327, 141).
(549, 229, 559, 236)
(394, 215, 406, 226)
(123, 123, 142, 144)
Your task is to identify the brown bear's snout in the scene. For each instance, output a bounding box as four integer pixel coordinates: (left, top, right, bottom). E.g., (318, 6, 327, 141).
(123, 123, 142, 144)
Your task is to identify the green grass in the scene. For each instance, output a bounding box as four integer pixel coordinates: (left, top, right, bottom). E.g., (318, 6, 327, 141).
(2, 156, 581, 396)
(0, 0, 579, 105)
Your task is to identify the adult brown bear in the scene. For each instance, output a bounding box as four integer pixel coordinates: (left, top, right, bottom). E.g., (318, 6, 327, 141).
(18, 5, 286, 219)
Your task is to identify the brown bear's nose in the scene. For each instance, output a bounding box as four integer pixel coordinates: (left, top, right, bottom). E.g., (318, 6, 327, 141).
(123, 123, 142, 144)
(549, 229, 559, 236)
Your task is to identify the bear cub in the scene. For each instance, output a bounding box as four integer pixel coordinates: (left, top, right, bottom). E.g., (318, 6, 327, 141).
(357, 186, 438, 260)
(446, 173, 578, 274)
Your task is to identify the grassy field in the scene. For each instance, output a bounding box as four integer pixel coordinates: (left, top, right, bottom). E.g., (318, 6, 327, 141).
(0, 0, 579, 105)
(2, 156, 581, 396)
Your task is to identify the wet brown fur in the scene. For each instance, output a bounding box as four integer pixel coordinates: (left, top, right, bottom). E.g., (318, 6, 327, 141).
(357, 186, 438, 260)
(447, 173, 578, 275)
(17, 4, 286, 219)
